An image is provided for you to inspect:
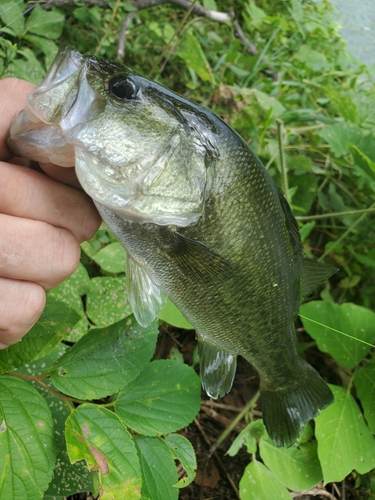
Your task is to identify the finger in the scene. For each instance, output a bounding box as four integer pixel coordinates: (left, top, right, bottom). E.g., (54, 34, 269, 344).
(0, 161, 101, 242)
(0, 214, 81, 290)
(0, 78, 36, 161)
(0, 278, 46, 349)
(38, 162, 82, 189)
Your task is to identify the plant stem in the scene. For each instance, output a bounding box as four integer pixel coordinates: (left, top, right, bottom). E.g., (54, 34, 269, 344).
(296, 207, 375, 221)
(210, 391, 260, 454)
(320, 201, 375, 260)
(276, 119, 290, 202)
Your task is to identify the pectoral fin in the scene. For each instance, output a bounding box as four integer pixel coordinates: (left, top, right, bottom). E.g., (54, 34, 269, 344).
(160, 231, 233, 284)
(127, 254, 166, 327)
(198, 341, 237, 399)
(301, 257, 338, 299)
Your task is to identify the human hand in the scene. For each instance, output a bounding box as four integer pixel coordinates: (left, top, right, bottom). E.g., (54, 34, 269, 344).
(0, 78, 101, 349)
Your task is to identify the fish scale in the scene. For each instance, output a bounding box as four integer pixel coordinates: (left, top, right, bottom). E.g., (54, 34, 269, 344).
(7, 46, 337, 446)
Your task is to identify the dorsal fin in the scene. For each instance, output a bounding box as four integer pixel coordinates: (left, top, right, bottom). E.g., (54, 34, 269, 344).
(302, 257, 338, 299)
(198, 341, 237, 399)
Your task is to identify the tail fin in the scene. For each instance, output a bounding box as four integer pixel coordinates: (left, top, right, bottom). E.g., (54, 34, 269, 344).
(261, 361, 333, 447)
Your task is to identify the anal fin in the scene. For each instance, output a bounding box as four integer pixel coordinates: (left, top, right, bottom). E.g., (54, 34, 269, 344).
(198, 341, 237, 399)
(127, 254, 166, 327)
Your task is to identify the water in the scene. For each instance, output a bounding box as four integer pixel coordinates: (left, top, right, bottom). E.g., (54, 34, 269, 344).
(328, 0, 375, 71)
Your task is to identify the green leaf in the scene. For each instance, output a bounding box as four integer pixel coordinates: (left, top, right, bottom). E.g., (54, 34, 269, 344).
(115, 359, 201, 436)
(65, 404, 141, 499)
(350, 143, 375, 184)
(44, 396, 94, 497)
(239, 460, 291, 500)
(318, 122, 364, 157)
(25, 5, 65, 39)
(315, 384, 375, 483)
(135, 435, 178, 500)
(0, 376, 56, 500)
(0, 0, 25, 36)
(48, 263, 91, 342)
(91, 242, 127, 273)
(158, 298, 194, 330)
(294, 44, 329, 72)
(86, 276, 132, 326)
(50, 317, 158, 400)
(4, 47, 45, 84)
(253, 89, 285, 118)
(0, 297, 80, 374)
(22, 35, 59, 68)
(227, 419, 266, 457)
(259, 438, 323, 490)
(324, 88, 358, 123)
(290, 173, 318, 214)
(300, 301, 375, 369)
(354, 360, 375, 433)
(179, 33, 213, 83)
(165, 434, 197, 488)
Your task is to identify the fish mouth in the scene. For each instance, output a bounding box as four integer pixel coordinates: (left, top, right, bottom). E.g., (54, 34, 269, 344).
(27, 46, 96, 130)
(8, 47, 98, 166)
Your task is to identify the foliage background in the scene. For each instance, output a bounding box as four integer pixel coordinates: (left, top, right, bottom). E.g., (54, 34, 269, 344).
(1, 0, 375, 499)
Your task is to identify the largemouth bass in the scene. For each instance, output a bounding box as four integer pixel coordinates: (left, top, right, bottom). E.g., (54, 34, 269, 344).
(7, 47, 337, 446)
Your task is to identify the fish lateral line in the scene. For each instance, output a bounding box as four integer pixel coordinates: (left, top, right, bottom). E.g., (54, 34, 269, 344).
(299, 313, 375, 348)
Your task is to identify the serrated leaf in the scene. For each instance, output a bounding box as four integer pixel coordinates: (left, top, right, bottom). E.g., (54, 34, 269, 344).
(91, 242, 127, 273)
(65, 405, 141, 499)
(165, 434, 197, 488)
(48, 263, 91, 342)
(300, 301, 375, 369)
(158, 298, 194, 330)
(0, 376, 56, 500)
(179, 33, 213, 83)
(259, 438, 322, 490)
(239, 460, 291, 499)
(115, 360, 201, 436)
(350, 143, 375, 185)
(315, 384, 375, 483)
(318, 121, 364, 157)
(354, 360, 375, 433)
(26, 5, 65, 39)
(50, 317, 158, 400)
(0, 297, 80, 374)
(0, 0, 25, 36)
(86, 276, 132, 326)
(135, 436, 178, 500)
(44, 397, 93, 497)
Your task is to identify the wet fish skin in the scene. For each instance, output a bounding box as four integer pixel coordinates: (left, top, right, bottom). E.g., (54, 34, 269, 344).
(7, 47, 337, 446)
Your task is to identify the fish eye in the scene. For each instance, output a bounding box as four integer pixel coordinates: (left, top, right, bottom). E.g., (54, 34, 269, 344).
(109, 76, 139, 100)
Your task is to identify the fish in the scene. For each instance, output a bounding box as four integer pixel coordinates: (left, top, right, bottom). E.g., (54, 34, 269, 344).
(7, 46, 337, 447)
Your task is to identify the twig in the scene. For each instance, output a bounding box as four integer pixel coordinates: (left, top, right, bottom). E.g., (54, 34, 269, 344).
(233, 19, 257, 55)
(291, 486, 339, 499)
(194, 418, 240, 500)
(200, 405, 246, 434)
(209, 391, 260, 455)
(117, 12, 136, 59)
